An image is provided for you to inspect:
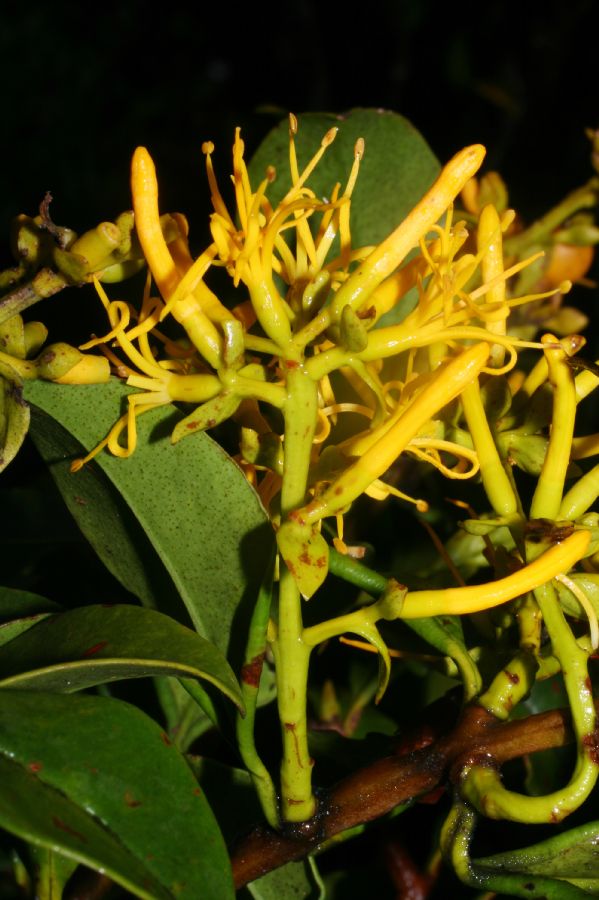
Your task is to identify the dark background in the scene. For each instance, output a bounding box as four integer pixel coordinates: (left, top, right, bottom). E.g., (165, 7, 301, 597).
(1, 0, 597, 238)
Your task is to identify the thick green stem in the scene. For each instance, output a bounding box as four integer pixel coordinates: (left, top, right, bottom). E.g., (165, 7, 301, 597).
(274, 365, 319, 822)
(273, 569, 315, 821)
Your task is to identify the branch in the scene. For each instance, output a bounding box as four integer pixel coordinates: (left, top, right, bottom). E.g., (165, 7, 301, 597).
(231, 699, 581, 888)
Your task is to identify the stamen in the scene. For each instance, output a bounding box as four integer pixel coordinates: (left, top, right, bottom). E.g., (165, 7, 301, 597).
(282, 126, 338, 205)
(365, 479, 429, 511)
(407, 439, 480, 480)
(469, 251, 545, 301)
(232, 128, 252, 230)
(202, 141, 234, 226)
(339, 138, 365, 269)
(288, 113, 300, 186)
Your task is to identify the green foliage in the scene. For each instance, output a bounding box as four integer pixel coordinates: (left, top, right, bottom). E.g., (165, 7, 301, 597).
(1, 108, 598, 898)
(0, 691, 234, 899)
(25, 379, 273, 654)
(473, 822, 599, 896)
(0, 605, 242, 707)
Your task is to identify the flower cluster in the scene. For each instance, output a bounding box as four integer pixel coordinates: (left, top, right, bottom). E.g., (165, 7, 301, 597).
(74, 120, 563, 519)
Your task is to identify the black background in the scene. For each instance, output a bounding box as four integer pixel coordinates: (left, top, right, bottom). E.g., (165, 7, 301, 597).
(1, 0, 597, 236)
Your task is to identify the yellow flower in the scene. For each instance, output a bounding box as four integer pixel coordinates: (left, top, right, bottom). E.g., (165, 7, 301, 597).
(75, 116, 567, 504)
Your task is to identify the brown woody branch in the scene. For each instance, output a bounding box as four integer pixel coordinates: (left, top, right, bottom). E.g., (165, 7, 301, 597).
(231, 700, 582, 888)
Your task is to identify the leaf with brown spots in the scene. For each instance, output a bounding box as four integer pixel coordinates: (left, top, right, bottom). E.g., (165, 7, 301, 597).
(0, 604, 243, 711)
(0, 690, 235, 899)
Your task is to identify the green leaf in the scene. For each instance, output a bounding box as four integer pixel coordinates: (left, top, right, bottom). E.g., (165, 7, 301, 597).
(474, 821, 599, 896)
(26, 390, 185, 620)
(0, 587, 61, 647)
(0, 586, 61, 621)
(25, 379, 273, 655)
(0, 605, 242, 709)
(244, 860, 324, 900)
(0, 690, 234, 899)
(0, 612, 54, 647)
(248, 109, 439, 251)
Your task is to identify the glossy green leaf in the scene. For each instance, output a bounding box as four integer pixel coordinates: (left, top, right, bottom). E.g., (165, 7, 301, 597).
(474, 821, 599, 897)
(0, 690, 234, 899)
(0, 587, 60, 646)
(25, 391, 185, 620)
(25, 379, 273, 655)
(0, 586, 61, 620)
(0, 612, 53, 647)
(248, 109, 439, 251)
(0, 605, 242, 708)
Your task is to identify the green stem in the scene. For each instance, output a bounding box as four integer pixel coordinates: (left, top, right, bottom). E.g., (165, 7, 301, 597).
(236, 547, 279, 829)
(478, 650, 538, 720)
(530, 340, 576, 520)
(462, 578, 598, 822)
(327, 548, 482, 700)
(274, 365, 319, 822)
(461, 380, 519, 518)
(560, 462, 599, 519)
(0, 269, 67, 327)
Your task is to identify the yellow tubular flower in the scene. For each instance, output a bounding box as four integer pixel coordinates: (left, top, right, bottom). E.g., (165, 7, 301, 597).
(401, 530, 590, 618)
(131, 149, 228, 369)
(294, 341, 490, 526)
(530, 334, 577, 521)
(131, 147, 181, 299)
(328, 144, 486, 321)
(477, 204, 508, 367)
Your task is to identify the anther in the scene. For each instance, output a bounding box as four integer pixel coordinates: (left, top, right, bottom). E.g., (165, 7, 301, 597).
(322, 127, 338, 148)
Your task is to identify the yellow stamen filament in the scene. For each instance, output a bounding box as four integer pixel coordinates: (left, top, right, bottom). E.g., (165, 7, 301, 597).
(364, 480, 429, 511)
(340, 636, 439, 662)
(407, 439, 480, 480)
(90, 279, 168, 380)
